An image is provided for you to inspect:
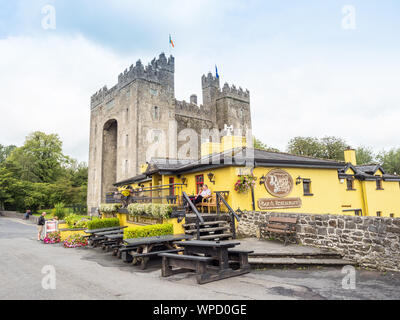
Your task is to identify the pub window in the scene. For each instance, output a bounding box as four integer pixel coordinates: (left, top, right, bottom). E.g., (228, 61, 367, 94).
(376, 179, 383, 190)
(195, 175, 204, 194)
(390, 213, 395, 218)
(303, 179, 313, 196)
(346, 178, 355, 190)
(376, 211, 382, 217)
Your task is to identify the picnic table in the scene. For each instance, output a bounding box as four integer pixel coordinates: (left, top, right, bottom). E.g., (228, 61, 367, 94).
(118, 234, 192, 270)
(84, 226, 127, 247)
(160, 240, 253, 284)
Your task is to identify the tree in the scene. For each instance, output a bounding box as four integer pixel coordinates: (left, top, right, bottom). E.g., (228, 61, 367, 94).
(8, 131, 68, 183)
(0, 144, 16, 163)
(287, 136, 348, 161)
(377, 148, 400, 175)
(287, 137, 325, 158)
(253, 137, 280, 152)
(355, 146, 375, 165)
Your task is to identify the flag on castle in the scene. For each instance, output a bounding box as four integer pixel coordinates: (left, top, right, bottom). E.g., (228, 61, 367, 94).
(215, 65, 219, 79)
(169, 34, 175, 48)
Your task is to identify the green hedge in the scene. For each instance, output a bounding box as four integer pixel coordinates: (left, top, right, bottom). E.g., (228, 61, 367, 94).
(87, 218, 120, 230)
(124, 223, 173, 239)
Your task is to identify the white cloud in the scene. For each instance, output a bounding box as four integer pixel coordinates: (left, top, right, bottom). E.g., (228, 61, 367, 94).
(0, 34, 133, 162)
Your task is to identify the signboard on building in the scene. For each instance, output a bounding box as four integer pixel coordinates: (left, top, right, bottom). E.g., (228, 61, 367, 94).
(258, 198, 302, 210)
(264, 169, 294, 198)
(236, 167, 254, 176)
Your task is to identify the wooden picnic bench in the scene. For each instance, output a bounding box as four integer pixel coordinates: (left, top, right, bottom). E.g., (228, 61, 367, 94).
(117, 234, 192, 270)
(85, 227, 126, 247)
(259, 216, 298, 246)
(160, 240, 252, 284)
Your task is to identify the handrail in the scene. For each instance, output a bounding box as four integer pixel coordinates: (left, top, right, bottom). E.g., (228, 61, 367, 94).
(182, 192, 204, 240)
(215, 191, 240, 239)
(215, 192, 240, 222)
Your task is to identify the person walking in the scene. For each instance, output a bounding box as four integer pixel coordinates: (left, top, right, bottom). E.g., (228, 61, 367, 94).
(24, 209, 30, 220)
(37, 212, 46, 241)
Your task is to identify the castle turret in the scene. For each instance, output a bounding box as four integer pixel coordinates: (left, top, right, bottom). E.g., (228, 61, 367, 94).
(202, 73, 220, 108)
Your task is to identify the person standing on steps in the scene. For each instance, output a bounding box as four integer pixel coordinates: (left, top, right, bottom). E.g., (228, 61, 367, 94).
(37, 212, 46, 241)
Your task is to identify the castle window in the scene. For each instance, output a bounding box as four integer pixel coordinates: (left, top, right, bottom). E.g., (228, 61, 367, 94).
(303, 179, 313, 196)
(125, 134, 129, 147)
(346, 178, 355, 190)
(126, 108, 129, 122)
(152, 106, 160, 120)
(376, 179, 383, 190)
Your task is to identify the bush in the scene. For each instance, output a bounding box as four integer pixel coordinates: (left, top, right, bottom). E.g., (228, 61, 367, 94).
(65, 214, 89, 229)
(53, 202, 66, 220)
(99, 203, 122, 213)
(124, 223, 173, 239)
(86, 217, 120, 230)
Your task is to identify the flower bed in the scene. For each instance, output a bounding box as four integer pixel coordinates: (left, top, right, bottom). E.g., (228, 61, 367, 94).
(63, 234, 88, 248)
(43, 231, 61, 244)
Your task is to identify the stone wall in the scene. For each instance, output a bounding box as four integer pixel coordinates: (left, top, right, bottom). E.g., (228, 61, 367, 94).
(0, 210, 39, 224)
(238, 211, 400, 272)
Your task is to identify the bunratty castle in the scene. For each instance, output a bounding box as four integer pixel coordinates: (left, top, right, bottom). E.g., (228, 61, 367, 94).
(87, 53, 252, 211)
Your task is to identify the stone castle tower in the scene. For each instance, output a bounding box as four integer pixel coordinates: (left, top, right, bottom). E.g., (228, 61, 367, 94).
(87, 53, 252, 211)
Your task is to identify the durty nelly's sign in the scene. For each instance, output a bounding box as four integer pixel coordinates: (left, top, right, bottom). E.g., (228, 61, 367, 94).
(258, 198, 302, 210)
(264, 169, 294, 198)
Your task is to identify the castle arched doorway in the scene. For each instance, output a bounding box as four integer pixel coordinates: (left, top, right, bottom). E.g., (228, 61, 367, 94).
(101, 119, 118, 203)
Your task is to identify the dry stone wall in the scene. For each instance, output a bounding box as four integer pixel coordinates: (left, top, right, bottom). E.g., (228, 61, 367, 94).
(238, 211, 400, 272)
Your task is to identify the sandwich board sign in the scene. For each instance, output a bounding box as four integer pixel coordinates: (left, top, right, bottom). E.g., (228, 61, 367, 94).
(44, 220, 58, 237)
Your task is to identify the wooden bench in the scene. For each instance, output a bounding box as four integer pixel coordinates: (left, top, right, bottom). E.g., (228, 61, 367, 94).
(227, 249, 254, 270)
(260, 216, 298, 246)
(159, 253, 214, 284)
(198, 193, 227, 213)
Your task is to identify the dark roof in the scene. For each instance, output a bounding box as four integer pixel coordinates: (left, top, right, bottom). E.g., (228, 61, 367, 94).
(339, 163, 400, 181)
(114, 174, 151, 187)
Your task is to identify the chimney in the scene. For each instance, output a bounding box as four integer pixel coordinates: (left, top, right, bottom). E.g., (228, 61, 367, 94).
(190, 94, 197, 105)
(344, 147, 357, 165)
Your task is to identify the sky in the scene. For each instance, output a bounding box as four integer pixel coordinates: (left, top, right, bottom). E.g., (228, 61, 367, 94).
(0, 0, 399, 162)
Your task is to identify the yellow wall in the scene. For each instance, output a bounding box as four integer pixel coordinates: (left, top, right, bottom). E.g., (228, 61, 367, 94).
(172, 166, 400, 217)
(116, 164, 400, 220)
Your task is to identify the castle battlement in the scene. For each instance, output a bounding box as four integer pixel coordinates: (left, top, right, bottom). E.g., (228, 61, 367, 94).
(174, 99, 211, 119)
(218, 82, 250, 103)
(202, 73, 220, 89)
(91, 53, 174, 108)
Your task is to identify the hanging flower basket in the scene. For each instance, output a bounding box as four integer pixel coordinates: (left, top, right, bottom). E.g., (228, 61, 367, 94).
(234, 174, 257, 194)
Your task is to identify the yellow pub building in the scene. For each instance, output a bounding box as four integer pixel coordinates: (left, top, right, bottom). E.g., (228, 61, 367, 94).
(114, 136, 400, 218)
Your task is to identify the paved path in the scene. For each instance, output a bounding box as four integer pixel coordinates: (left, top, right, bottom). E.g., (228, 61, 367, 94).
(1, 217, 400, 300)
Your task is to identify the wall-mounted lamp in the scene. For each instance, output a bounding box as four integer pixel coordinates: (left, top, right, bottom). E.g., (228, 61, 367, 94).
(207, 172, 216, 184)
(181, 176, 187, 186)
(259, 175, 266, 185)
(296, 176, 303, 185)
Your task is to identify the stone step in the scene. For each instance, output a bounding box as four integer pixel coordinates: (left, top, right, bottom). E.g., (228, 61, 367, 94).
(249, 257, 355, 268)
(249, 252, 343, 260)
(183, 220, 229, 228)
(185, 226, 231, 234)
(199, 233, 233, 240)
